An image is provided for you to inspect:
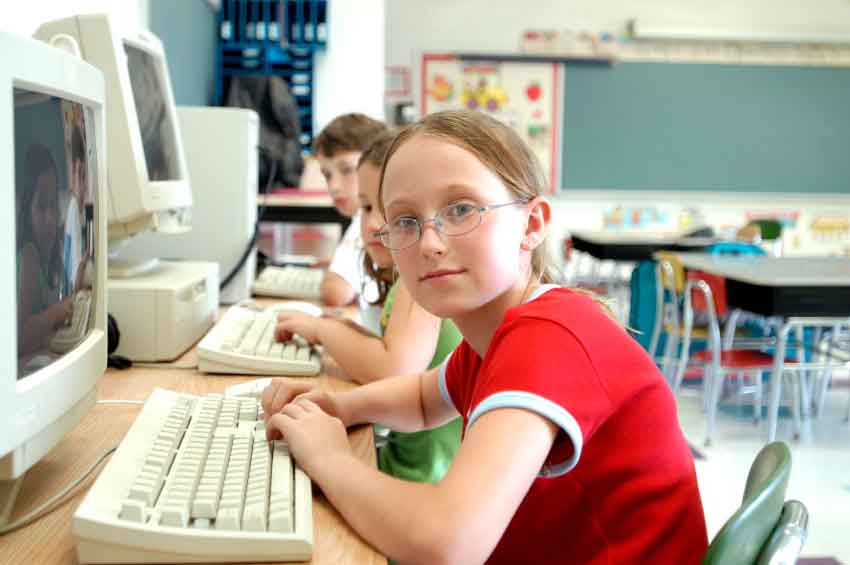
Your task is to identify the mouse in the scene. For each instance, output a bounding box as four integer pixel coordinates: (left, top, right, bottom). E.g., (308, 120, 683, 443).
(265, 301, 323, 318)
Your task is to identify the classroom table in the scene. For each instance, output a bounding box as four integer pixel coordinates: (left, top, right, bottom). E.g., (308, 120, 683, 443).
(259, 192, 350, 233)
(669, 252, 850, 441)
(570, 230, 716, 262)
(671, 253, 850, 317)
(0, 340, 387, 565)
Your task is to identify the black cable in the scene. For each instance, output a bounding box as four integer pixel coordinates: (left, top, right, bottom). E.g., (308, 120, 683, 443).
(219, 147, 277, 290)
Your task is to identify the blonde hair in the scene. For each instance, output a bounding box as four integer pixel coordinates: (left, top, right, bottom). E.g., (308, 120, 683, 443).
(378, 110, 555, 285)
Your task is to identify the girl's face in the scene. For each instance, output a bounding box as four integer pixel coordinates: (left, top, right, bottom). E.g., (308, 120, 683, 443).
(318, 150, 361, 217)
(381, 135, 531, 320)
(30, 170, 59, 257)
(358, 163, 393, 269)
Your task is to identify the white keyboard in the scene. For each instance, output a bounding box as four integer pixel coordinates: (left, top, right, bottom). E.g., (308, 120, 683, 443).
(50, 289, 92, 354)
(198, 305, 321, 376)
(253, 266, 323, 300)
(74, 388, 313, 563)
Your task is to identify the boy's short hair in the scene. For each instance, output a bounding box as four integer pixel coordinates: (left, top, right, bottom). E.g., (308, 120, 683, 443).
(358, 129, 398, 170)
(312, 113, 386, 157)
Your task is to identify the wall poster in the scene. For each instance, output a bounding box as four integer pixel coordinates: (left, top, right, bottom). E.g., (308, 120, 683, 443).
(420, 53, 562, 193)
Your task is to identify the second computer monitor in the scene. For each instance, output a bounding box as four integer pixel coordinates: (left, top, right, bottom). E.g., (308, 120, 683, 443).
(34, 14, 192, 241)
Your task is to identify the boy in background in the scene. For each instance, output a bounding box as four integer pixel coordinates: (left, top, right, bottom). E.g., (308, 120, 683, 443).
(313, 114, 386, 317)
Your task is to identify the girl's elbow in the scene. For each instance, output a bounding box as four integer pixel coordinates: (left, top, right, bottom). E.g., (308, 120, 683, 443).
(320, 286, 350, 307)
(405, 512, 484, 565)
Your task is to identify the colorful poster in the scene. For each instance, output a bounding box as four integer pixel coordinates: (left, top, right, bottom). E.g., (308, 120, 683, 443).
(421, 54, 562, 193)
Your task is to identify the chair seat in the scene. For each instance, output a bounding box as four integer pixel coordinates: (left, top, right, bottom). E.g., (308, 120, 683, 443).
(692, 349, 776, 369)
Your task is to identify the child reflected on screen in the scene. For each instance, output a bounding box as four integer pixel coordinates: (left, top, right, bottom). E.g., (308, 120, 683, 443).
(61, 120, 90, 295)
(261, 110, 707, 564)
(17, 144, 73, 357)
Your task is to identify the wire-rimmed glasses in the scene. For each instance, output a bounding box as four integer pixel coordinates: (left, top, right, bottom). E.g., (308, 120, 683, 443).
(377, 199, 528, 251)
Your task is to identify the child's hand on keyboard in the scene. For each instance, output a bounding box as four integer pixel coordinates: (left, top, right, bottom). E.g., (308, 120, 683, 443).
(261, 379, 345, 439)
(274, 311, 321, 344)
(266, 397, 351, 476)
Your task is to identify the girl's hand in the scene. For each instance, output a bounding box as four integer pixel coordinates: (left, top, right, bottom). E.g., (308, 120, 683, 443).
(261, 377, 316, 418)
(262, 378, 348, 439)
(49, 297, 74, 329)
(267, 397, 351, 476)
(275, 311, 321, 344)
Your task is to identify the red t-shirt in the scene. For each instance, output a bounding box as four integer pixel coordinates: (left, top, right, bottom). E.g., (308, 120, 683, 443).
(439, 287, 707, 564)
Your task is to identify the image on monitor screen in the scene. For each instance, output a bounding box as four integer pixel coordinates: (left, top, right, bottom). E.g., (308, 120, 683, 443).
(124, 43, 180, 182)
(14, 88, 98, 379)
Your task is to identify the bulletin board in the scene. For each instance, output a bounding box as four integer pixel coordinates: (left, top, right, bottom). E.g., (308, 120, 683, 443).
(420, 53, 562, 193)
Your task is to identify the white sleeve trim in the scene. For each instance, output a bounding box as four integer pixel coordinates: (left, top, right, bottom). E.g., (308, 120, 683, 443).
(467, 391, 583, 478)
(328, 215, 363, 288)
(525, 283, 560, 303)
(437, 351, 456, 411)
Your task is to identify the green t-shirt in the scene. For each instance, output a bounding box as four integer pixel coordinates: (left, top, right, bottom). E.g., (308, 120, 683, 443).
(377, 280, 463, 483)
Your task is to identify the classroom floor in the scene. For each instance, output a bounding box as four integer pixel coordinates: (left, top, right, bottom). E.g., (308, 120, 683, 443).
(675, 379, 850, 563)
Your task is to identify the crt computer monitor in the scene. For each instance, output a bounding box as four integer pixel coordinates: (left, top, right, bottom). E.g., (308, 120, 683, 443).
(34, 14, 192, 246)
(0, 31, 108, 520)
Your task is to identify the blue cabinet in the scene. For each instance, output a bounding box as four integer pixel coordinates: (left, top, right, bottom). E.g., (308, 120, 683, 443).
(215, 0, 328, 150)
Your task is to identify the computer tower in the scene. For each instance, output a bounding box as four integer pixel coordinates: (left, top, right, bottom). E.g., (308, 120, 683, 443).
(120, 107, 259, 304)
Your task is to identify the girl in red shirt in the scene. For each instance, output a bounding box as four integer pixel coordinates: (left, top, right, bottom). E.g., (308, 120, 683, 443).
(263, 110, 708, 564)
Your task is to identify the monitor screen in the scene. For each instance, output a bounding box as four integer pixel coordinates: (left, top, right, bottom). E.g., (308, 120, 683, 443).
(14, 88, 98, 380)
(124, 43, 180, 182)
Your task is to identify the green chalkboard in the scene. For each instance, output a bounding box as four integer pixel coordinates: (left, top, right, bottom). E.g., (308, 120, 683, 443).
(561, 62, 850, 192)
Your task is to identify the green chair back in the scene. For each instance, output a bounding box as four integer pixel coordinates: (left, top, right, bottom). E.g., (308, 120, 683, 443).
(702, 441, 792, 565)
(750, 219, 783, 241)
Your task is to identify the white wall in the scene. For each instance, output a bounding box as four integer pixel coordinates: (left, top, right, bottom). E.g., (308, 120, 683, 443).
(387, 0, 850, 67)
(313, 0, 385, 132)
(0, 0, 147, 36)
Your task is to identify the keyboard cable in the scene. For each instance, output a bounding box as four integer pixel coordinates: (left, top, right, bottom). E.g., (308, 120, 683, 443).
(0, 446, 117, 535)
(0, 398, 155, 534)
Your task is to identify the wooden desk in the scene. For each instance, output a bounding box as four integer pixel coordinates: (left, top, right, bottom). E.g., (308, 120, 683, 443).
(1, 362, 386, 565)
(259, 193, 350, 233)
(571, 230, 715, 262)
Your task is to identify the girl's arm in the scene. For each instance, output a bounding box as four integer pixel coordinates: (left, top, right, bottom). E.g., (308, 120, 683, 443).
(320, 271, 356, 306)
(269, 398, 558, 564)
(277, 281, 443, 384)
(264, 365, 458, 433)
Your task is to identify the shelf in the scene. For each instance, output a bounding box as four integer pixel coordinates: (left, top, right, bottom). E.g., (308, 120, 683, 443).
(456, 52, 616, 65)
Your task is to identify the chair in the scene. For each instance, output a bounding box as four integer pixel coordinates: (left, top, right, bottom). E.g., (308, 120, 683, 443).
(651, 256, 767, 390)
(703, 441, 807, 565)
(765, 317, 850, 442)
(674, 278, 778, 446)
(751, 219, 784, 256)
(649, 258, 704, 384)
(756, 500, 809, 565)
